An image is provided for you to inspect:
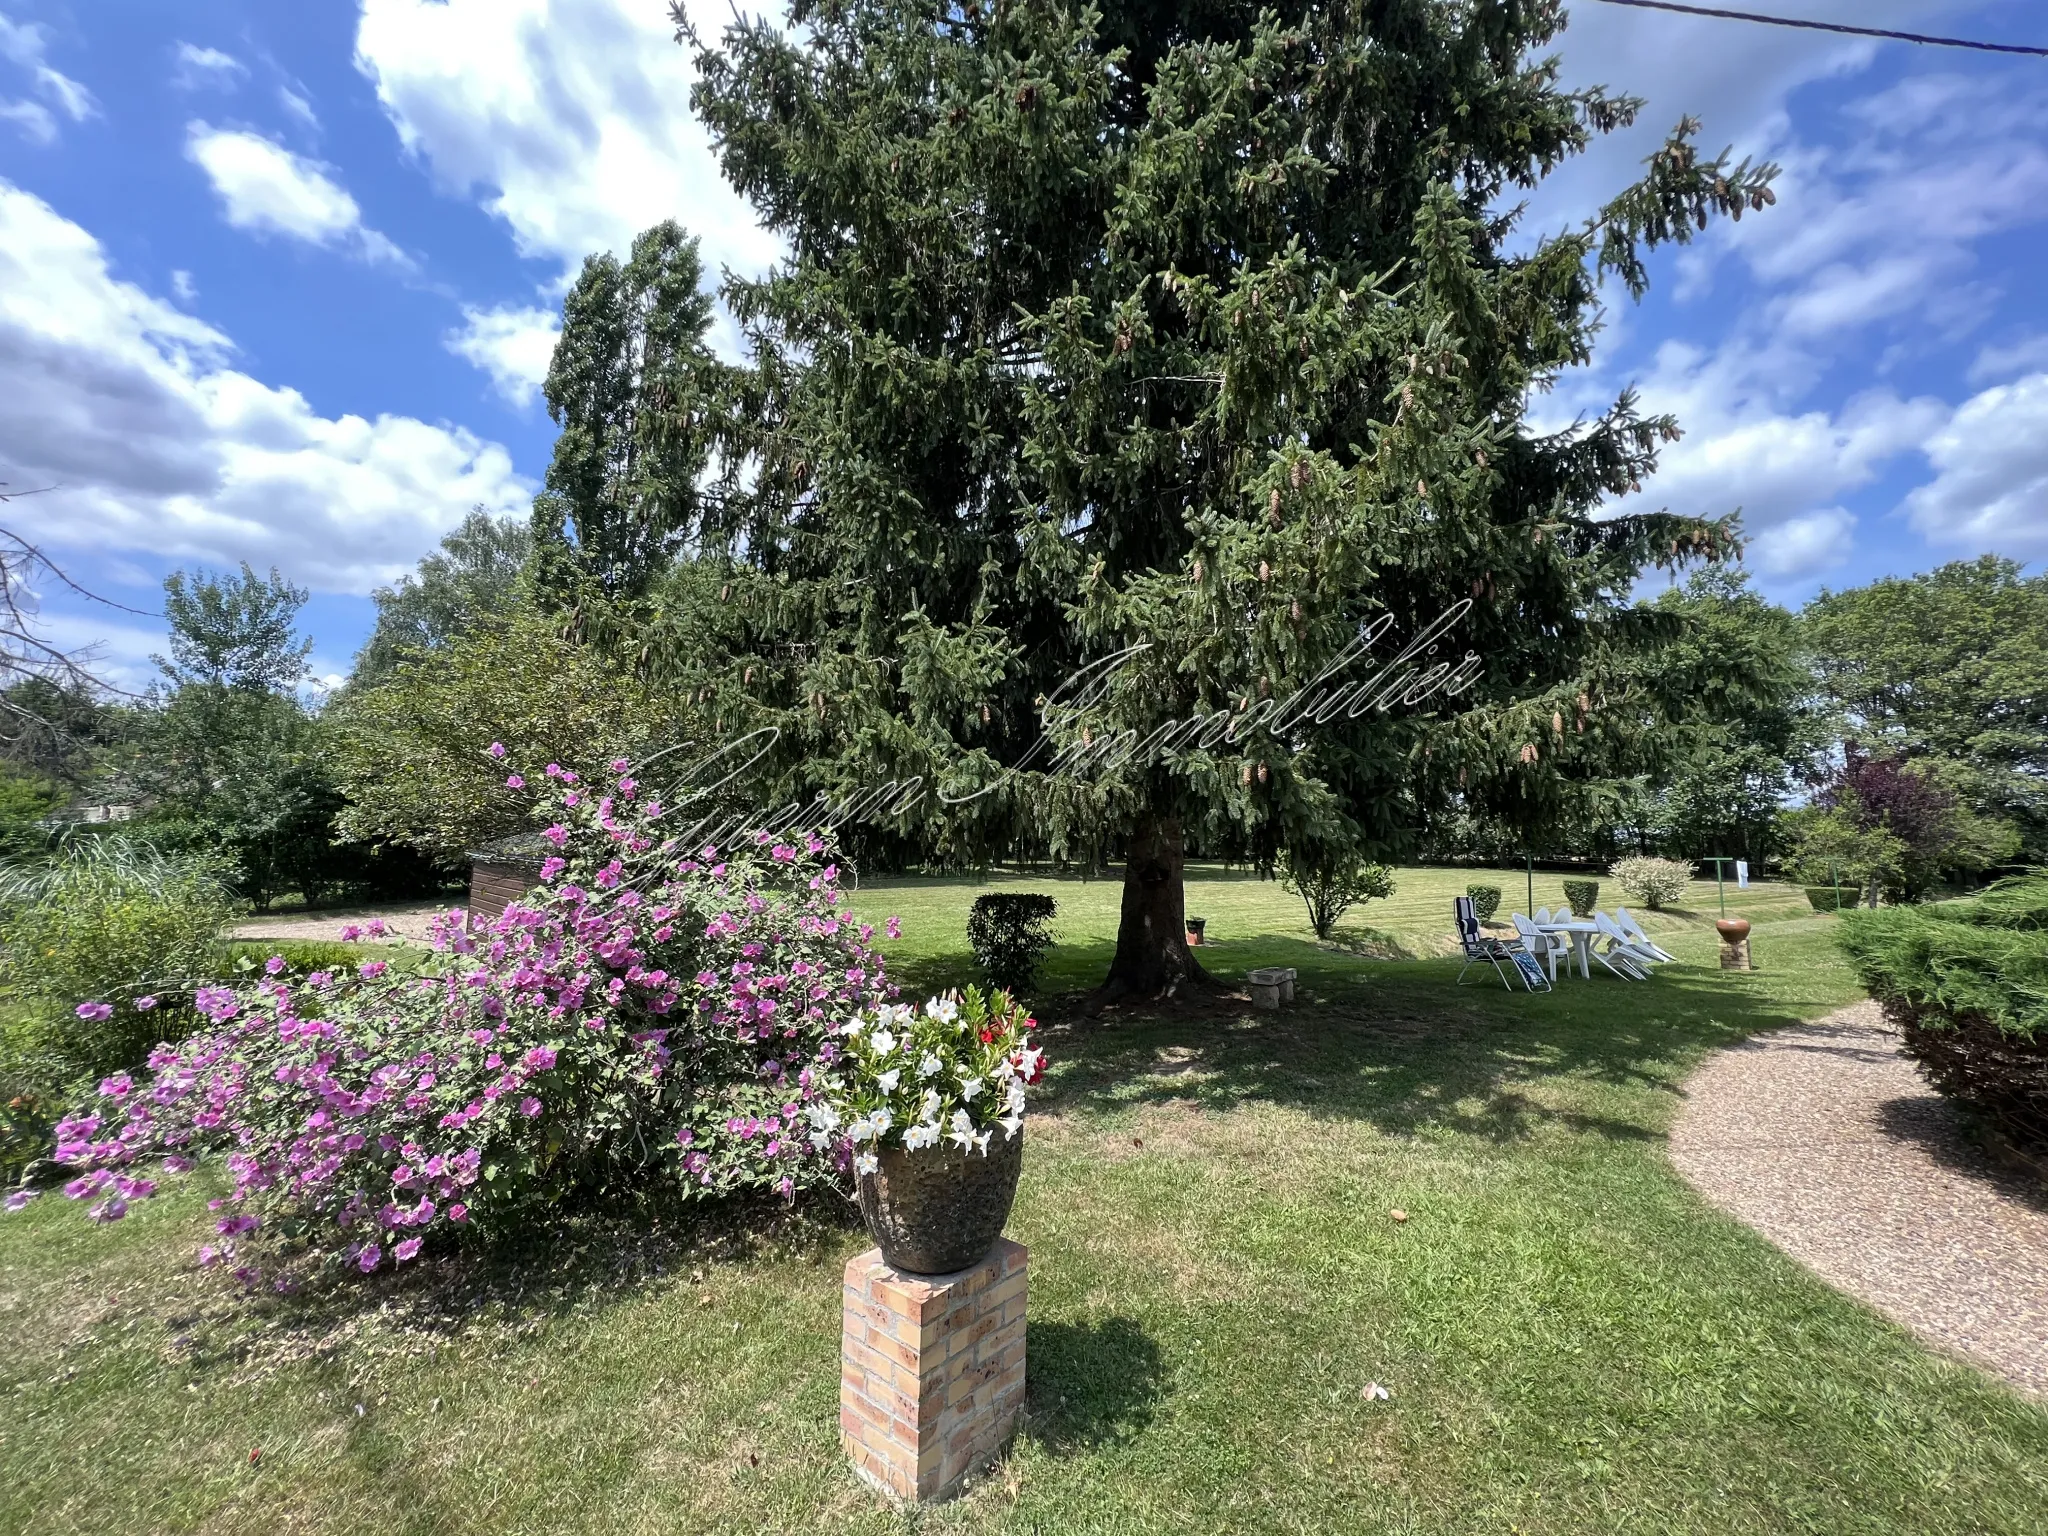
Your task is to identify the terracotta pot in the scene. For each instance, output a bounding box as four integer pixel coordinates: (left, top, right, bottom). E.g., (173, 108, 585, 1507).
(1185, 916, 1207, 946)
(1716, 918, 1751, 942)
(855, 1129, 1024, 1275)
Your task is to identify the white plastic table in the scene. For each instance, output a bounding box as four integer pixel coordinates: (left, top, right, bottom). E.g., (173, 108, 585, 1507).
(1536, 920, 1597, 980)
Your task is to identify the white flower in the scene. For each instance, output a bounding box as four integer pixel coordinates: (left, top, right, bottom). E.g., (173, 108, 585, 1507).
(1016, 1046, 1043, 1077)
(854, 1152, 879, 1176)
(809, 1129, 830, 1151)
(999, 1113, 1023, 1140)
(948, 1109, 976, 1151)
(924, 996, 960, 1025)
(870, 1029, 897, 1056)
(918, 1052, 942, 1079)
(972, 1130, 991, 1156)
(876, 1068, 901, 1094)
(881, 1003, 915, 1028)
(919, 1088, 941, 1120)
(959, 1076, 985, 1102)
(839, 1016, 866, 1037)
(870, 1108, 892, 1135)
(993, 1056, 1017, 1082)
(903, 1122, 940, 1151)
(1005, 1082, 1026, 1115)
(806, 1102, 841, 1131)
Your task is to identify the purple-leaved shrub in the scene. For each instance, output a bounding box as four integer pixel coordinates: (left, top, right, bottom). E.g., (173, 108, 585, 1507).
(23, 752, 895, 1282)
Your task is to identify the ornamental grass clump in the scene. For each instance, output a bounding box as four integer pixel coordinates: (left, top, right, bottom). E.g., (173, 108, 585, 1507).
(11, 751, 901, 1278)
(815, 987, 1044, 1172)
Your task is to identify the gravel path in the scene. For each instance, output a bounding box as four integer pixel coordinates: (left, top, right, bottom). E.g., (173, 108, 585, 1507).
(1671, 1000, 2048, 1399)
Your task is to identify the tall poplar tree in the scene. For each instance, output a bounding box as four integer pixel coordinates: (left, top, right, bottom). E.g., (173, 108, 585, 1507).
(660, 0, 1773, 999)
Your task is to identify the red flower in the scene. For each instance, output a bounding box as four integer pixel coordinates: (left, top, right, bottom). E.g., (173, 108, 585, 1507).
(979, 1028, 996, 1044)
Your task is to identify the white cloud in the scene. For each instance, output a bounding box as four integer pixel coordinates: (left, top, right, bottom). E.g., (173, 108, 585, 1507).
(446, 304, 560, 407)
(185, 122, 406, 265)
(1902, 372, 2048, 558)
(279, 85, 318, 130)
(0, 179, 532, 596)
(172, 42, 245, 91)
(0, 11, 96, 139)
(355, 0, 775, 279)
(1748, 508, 1855, 581)
(1970, 331, 2048, 385)
(170, 269, 198, 303)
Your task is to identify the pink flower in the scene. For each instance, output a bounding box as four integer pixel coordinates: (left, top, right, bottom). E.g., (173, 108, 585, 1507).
(519, 1097, 542, 1117)
(265, 956, 287, 976)
(75, 1002, 112, 1022)
(358, 1245, 382, 1272)
(359, 961, 388, 980)
(541, 857, 566, 880)
(886, 916, 902, 939)
(506, 774, 526, 789)
(394, 1238, 422, 1262)
(134, 995, 158, 1011)
(488, 742, 507, 758)
(448, 1203, 469, 1223)
(522, 1046, 558, 1071)
(543, 824, 569, 847)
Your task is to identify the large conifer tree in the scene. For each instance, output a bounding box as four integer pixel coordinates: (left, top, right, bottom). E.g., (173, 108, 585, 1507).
(657, 0, 1773, 999)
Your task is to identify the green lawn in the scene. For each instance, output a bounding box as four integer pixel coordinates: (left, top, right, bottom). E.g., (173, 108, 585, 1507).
(3, 879, 2044, 1534)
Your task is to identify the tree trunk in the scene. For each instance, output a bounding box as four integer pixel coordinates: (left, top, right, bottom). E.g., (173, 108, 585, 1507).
(1093, 813, 1213, 1004)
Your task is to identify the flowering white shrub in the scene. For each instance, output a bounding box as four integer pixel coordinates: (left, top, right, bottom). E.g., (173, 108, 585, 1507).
(15, 751, 900, 1282)
(1610, 855, 1693, 912)
(814, 987, 1044, 1171)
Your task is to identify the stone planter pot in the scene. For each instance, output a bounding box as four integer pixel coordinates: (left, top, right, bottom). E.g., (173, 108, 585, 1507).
(1247, 967, 1289, 1011)
(1186, 916, 1207, 946)
(1715, 918, 1751, 943)
(855, 1130, 1024, 1276)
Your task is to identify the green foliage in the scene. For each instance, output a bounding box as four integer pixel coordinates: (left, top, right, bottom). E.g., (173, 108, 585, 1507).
(222, 939, 416, 975)
(0, 678, 126, 787)
(0, 764, 59, 859)
(1561, 878, 1600, 918)
(1805, 557, 2048, 859)
(0, 837, 234, 1117)
(1782, 805, 1905, 909)
(659, 0, 1774, 990)
(1839, 876, 2048, 1145)
(1805, 885, 1850, 913)
(966, 893, 1058, 993)
(1611, 856, 1690, 911)
(532, 222, 722, 605)
(330, 608, 695, 860)
(1282, 846, 1395, 941)
(1465, 884, 1502, 923)
(154, 564, 311, 692)
(355, 510, 532, 684)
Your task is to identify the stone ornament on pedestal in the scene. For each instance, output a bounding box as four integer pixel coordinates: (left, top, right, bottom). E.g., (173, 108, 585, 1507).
(841, 1238, 1028, 1503)
(1716, 917, 1753, 971)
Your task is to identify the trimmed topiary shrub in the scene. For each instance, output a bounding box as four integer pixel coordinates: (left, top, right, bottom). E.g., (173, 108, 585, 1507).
(1561, 879, 1599, 918)
(1838, 873, 2048, 1150)
(1611, 856, 1691, 911)
(1805, 885, 1851, 912)
(967, 893, 1058, 992)
(1466, 884, 1502, 923)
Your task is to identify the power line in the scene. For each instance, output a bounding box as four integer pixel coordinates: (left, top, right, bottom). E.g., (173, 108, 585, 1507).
(1587, 0, 2048, 57)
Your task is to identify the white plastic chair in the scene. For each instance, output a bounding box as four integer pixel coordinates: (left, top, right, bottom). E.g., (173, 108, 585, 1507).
(1533, 906, 1553, 925)
(1593, 911, 1657, 978)
(1614, 906, 1676, 963)
(1512, 914, 1566, 982)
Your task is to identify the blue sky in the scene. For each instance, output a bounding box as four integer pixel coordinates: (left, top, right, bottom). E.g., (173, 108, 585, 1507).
(0, 1, 2043, 691)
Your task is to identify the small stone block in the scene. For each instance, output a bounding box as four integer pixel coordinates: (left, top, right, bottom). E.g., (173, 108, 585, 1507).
(1719, 937, 1753, 971)
(841, 1239, 1026, 1504)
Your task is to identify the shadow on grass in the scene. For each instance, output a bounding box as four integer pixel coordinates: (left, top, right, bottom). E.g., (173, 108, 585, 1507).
(1002, 937, 1847, 1147)
(1023, 1315, 1165, 1453)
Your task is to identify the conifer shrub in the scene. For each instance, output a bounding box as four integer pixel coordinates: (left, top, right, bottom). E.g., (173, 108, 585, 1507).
(1465, 885, 1502, 923)
(967, 893, 1058, 992)
(1561, 879, 1600, 918)
(1838, 874, 2048, 1150)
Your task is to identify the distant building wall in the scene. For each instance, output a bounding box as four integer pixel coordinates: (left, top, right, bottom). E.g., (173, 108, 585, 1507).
(468, 858, 539, 922)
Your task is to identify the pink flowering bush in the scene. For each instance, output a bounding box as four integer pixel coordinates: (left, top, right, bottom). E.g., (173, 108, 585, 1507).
(28, 754, 896, 1281)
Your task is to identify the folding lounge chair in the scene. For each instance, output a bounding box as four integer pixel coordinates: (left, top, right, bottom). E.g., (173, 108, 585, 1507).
(1455, 896, 1532, 990)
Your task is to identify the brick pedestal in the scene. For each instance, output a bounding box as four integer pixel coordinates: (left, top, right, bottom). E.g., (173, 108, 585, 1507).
(1720, 936, 1753, 970)
(840, 1239, 1027, 1503)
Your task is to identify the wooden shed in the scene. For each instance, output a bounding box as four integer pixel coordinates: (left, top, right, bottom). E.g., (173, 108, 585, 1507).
(467, 831, 550, 923)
